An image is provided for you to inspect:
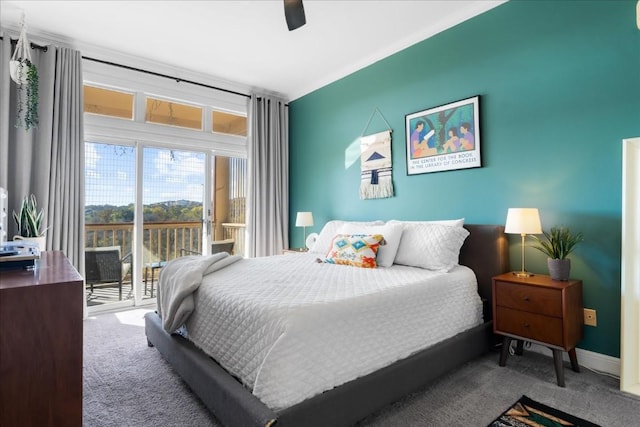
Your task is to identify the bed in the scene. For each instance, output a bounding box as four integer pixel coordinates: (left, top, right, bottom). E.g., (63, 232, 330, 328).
(145, 223, 509, 426)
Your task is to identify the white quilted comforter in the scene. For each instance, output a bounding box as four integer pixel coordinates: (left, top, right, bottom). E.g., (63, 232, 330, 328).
(184, 253, 482, 410)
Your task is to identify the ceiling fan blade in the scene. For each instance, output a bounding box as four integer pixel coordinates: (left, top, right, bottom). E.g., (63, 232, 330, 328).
(284, 0, 306, 31)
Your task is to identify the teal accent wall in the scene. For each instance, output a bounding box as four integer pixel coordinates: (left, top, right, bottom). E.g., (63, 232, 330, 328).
(288, 1, 640, 358)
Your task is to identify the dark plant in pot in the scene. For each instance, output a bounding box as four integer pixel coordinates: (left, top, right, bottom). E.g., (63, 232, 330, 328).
(530, 226, 583, 281)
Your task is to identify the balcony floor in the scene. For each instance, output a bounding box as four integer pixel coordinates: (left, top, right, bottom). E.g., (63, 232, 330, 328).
(86, 283, 155, 306)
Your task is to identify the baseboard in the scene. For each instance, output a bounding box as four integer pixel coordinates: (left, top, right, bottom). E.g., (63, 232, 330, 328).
(528, 343, 620, 377)
(84, 300, 156, 318)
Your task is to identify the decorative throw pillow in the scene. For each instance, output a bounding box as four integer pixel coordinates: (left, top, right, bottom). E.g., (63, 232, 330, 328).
(310, 220, 384, 254)
(337, 222, 403, 267)
(394, 223, 470, 272)
(323, 234, 384, 268)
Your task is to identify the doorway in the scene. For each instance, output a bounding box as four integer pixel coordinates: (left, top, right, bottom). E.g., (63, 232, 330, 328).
(84, 140, 248, 315)
(621, 137, 640, 396)
(84, 142, 210, 313)
(84, 142, 136, 309)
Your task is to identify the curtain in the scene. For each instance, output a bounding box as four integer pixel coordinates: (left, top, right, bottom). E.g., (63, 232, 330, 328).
(246, 94, 289, 257)
(0, 37, 85, 271)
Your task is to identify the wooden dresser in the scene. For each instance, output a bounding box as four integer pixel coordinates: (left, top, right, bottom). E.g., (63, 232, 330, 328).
(492, 272, 583, 387)
(0, 251, 83, 426)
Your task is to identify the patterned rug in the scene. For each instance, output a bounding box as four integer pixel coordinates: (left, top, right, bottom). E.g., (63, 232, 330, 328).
(489, 395, 601, 427)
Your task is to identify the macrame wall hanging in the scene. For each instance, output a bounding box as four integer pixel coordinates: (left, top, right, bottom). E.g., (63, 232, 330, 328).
(9, 14, 39, 130)
(359, 108, 394, 200)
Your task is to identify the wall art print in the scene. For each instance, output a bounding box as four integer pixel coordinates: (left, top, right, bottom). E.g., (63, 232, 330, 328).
(360, 130, 394, 199)
(405, 96, 481, 175)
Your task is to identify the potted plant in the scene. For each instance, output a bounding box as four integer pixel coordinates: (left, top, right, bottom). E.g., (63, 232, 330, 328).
(530, 226, 583, 281)
(12, 194, 47, 251)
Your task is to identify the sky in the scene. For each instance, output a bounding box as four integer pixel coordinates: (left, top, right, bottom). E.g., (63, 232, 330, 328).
(85, 143, 205, 207)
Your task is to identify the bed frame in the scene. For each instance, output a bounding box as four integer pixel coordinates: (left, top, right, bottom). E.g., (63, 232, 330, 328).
(145, 224, 509, 427)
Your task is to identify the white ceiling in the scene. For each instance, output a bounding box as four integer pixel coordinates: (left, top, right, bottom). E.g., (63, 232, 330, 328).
(1, 0, 505, 101)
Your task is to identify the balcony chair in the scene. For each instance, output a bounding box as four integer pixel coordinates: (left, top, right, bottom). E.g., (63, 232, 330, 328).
(85, 246, 132, 301)
(211, 239, 235, 255)
(179, 239, 235, 257)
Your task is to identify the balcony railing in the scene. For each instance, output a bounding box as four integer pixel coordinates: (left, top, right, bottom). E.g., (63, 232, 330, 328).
(85, 221, 245, 262)
(220, 223, 245, 256)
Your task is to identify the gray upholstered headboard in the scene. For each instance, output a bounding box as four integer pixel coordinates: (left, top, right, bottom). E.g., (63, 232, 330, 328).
(459, 224, 510, 321)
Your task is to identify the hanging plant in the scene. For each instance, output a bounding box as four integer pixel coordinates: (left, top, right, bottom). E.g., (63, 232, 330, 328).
(24, 61, 39, 130)
(10, 16, 39, 130)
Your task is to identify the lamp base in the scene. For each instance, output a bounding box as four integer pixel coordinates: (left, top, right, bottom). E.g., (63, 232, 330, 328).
(512, 271, 535, 278)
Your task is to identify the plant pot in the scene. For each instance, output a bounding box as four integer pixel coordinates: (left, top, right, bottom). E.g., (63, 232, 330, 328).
(9, 60, 29, 85)
(547, 258, 571, 281)
(13, 235, 46, 252)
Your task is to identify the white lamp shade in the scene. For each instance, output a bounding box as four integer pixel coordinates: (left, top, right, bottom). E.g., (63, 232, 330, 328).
(504, 208, 542, 235)
(295, 211, 314, 227)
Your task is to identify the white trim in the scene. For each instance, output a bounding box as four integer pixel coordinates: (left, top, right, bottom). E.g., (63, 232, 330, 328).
(84, 116, 246, 157)
(83, 59, 248, 115)
(527, 343, 621, 377)
(87, 300, 156, 317)
(621, 137, 640, 396)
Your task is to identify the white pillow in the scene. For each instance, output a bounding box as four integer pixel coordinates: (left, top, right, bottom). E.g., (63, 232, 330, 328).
(387, 218, 465, 228)
(309, 220, 384, 254)
(338, 222, 404, 267)
(394, 223, 470, 272)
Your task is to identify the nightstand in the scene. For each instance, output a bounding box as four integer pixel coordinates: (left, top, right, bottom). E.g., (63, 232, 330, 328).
(283, 248, 307, 254)
(492, 272, 584, 387)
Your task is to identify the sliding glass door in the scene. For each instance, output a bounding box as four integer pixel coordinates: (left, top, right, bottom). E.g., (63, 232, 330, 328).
(84, 142, 136, 308)
(84, 141, 210, 311)
(82, 62, 249, 313)
(139, 147, 207, 301)
(84, 139, 249, 313)
(211, 156, 247, 256)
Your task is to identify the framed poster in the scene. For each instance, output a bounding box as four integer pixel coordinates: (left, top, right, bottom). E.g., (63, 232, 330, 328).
(405, 96, 481, 175)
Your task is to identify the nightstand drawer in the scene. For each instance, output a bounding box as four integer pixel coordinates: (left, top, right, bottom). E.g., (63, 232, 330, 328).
(495, 307, 563, 347)
(495, 281, 562, 317)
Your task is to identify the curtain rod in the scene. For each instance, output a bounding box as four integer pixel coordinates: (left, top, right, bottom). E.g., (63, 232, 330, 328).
(0, 35, 48, 51)
(2, 36, 287, 105)
(82, 56, 251, 99)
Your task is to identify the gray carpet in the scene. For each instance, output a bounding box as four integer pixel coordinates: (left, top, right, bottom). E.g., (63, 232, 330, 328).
(84, 309, 640, 426)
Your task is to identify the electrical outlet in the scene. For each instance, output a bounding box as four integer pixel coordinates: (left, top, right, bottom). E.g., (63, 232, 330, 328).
(584, 308, 597, 327)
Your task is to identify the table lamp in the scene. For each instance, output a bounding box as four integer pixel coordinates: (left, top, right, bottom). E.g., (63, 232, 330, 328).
(295, 212, 313, 250)
(505, 208, 542, 277)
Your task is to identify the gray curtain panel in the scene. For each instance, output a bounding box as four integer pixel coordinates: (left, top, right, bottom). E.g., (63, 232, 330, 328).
(0, 37, 85, 272)
(246, 94, 289, 257)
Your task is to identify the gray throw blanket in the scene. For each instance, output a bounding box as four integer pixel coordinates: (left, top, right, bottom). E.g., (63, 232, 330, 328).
(157, 252, 242, 333)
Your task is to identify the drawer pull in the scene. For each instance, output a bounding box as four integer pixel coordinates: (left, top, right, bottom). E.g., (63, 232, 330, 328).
(523, 296, 530, 302)
(523, 323, 530, 328)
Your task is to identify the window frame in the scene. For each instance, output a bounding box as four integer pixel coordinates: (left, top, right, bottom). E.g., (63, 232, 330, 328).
(83, 59, 248, 159)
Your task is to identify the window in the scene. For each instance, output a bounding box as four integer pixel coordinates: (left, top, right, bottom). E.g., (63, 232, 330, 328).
(84, 86, 134, 119)
(146, 97, 202, 130)
(212, 110, 247, 136)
